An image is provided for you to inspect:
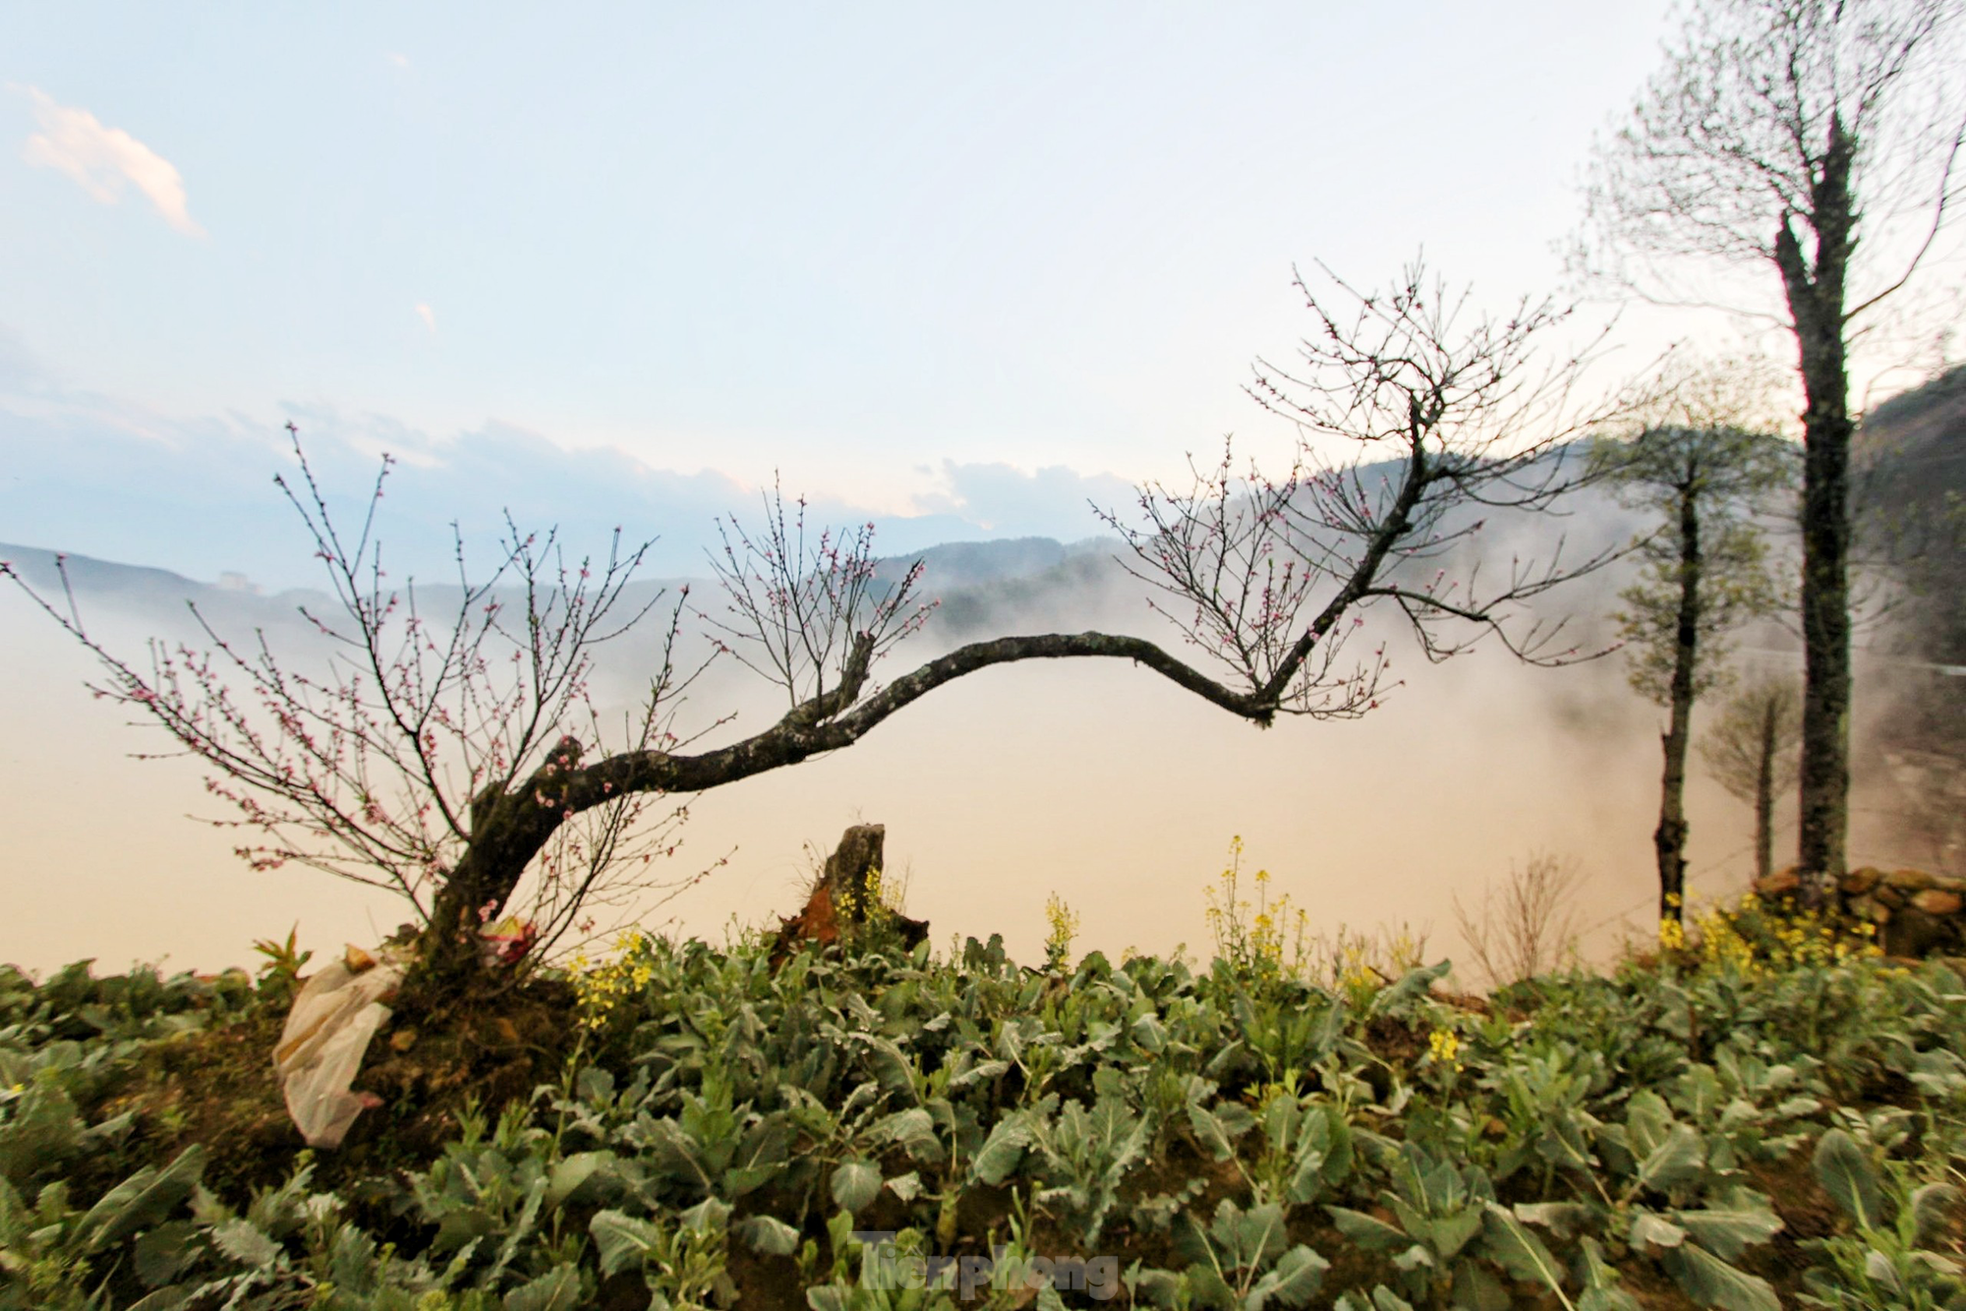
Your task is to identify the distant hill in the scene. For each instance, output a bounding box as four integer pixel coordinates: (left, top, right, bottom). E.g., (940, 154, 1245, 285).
(871, 535, 1110, 590)
(1, 542, 259, 605)
(1853, 365, 1966, 872)
(1859, 362, 1966, 663)
(3, 531, 1110, 613)
(0, 534, 1133, 663)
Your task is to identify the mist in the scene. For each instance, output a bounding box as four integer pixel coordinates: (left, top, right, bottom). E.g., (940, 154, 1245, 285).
(1, 491, 1931, 984)
(11, 461, 1950, 982)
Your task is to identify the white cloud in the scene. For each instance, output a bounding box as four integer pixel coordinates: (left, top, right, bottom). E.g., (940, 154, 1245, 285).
(415, 303, 437, 334)
(911, 460, 1133, 538)
(20, 87, 203, 236)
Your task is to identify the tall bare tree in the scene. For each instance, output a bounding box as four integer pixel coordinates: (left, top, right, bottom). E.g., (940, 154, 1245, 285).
(4, 261, 1624, 989)
(1580, 0, 1965, 898)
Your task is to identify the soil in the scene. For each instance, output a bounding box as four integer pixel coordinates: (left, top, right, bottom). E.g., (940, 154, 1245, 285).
(95, 967, 584, 1203)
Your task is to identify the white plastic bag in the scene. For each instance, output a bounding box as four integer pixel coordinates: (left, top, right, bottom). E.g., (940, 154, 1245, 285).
(272, 948, 406, 1148)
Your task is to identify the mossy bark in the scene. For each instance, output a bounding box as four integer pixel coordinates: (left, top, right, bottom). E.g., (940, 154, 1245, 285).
(1655, 486, 1702, 923)
(1774, 115, 1856, 901)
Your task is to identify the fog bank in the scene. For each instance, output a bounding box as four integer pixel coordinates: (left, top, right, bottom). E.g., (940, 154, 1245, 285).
(1, 526, 1929, 983)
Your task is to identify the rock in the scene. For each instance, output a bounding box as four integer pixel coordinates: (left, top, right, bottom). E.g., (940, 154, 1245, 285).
(771, 824, 929, 965)
(1912, 889, 1962, 916)
(1753, 869, 1801, 897)
(1839, 867, 1883, 896)
(1885, 909, 1950, 958)
(1885, 868, 1937, 891)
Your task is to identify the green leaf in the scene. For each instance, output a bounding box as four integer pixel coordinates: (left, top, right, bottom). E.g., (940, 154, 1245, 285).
(946, 1058, 1010, 1092)
(855, 1034, 920, 1100)
(589, 1209, 663, 1277)
(132, 1220, 203, 1289)
(1623, 1091, 1672, 1158)
(1247, 1244, 1329, 1310)
(1176, 1198, 1288, 1276)
(1481, 1203, 1568, 1294)
(1812, 1129, 1882, 1230)
(868, 1107, 943, 1164)
(1911, 1182, 1959, 1243)
(735, 1214, 802, 1256)
(1367, 960, 1452, 1017)
(723, 1117, 793, 1196)
(1204, 1038, 1248, 1081)
(1187, 1099, 1254, 1162)
(1209, 1198, 1289, 1268)
(1320, 1110, 1355, 1188)
(504, 1264, 583, 1311)
(1540, 1111, 1597, 1172)
(1452, 1261, 1513, 1311)
(1426, 1207, 1483, 1259)
(1325, 1206, 1407, 1250)
(971, 1118, 1033, 1185)
(1183, 1261, 1238, 1309)
(486, 1175, 548, 1287)
(79, 1145, 207, 1254)
(1512, 1201, 1593, 1240)
(1629, 1210, 1687, 1252)
(1660, 1242, 1780, 1311)
(679, 1196, 731, 1235)
(326, 1224, 379, 1292)
(546, 1150, 620, 1209)
(1673, 1191, 1783, 1262)
(1124, 1264, 1185, 1308)
(1286, 1150, 1329, 1206)
(1579, 1286, 1642, 1311)
(575, 1065, 614, 1104)
(1636, 1124, 1706, 1194)
(831, 1160, 881, 1215)
(209, 1217, 281, 1269)
(1577, 1237, 1641, 1311)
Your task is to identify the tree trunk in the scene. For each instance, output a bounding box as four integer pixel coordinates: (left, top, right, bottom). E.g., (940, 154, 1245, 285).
(771, 824, 929, 963)
(1774, 116, 1856, 904)
(417, 736, 591, 987)
(1793, 353, 1853, 898)
(1753, 696, 1777, 885)
(1656, 483, 1702, 923)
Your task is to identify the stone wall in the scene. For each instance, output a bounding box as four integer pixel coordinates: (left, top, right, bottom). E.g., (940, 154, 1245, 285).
(1753, 866, 1966, 956)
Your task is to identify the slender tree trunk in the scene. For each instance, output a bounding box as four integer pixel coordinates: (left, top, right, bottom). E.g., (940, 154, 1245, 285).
(1753, 697, 1777, 885)
(1774, 117, 1856, 904)
(1656, 483, 1702, 923)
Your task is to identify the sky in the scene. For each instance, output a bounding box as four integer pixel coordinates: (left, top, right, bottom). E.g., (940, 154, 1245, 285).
(0, 0, 1700, 585)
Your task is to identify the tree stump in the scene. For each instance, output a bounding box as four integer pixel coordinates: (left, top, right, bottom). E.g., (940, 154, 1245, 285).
(771, 823, 928, 964)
